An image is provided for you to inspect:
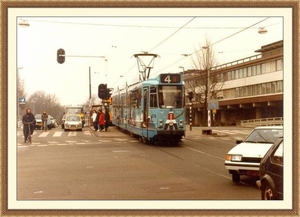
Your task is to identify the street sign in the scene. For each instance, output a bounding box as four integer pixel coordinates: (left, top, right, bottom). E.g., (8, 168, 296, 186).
(208, 99, 219, 110)
(19, 97, 26, 104)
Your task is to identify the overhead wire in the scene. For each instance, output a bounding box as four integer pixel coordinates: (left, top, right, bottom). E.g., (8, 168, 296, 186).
(152, 17, 271, 76)
(112, 17, 197, 87)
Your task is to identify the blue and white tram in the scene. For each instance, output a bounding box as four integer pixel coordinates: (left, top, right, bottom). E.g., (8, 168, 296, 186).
(111, 73, 186, 146)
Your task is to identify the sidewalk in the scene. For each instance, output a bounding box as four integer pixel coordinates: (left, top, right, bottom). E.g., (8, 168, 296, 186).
(185, 125, 250, 137)
(88, 125, 247, 138)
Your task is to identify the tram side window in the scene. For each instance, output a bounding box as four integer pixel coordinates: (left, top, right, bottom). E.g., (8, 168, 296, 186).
(150, 86, 158, 108)
(158, 86, 183, 108)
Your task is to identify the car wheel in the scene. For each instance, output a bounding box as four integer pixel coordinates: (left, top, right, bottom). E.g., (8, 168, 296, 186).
(261, 182, 277, 200)
(232, 172, 240, 183)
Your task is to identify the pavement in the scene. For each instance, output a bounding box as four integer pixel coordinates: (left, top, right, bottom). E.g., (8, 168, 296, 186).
(88, 125, 249, 138)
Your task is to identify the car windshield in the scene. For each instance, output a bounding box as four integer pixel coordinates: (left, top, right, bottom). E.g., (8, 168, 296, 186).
(35, 114, 41, 119)
(66, 116, 80, 121)
(67, 108, 82, 114)
(245, 129, 283, 143)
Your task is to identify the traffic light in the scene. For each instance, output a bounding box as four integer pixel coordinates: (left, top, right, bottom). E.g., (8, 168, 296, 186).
(57, 48, 65, 64)
(98, 83, 107, 99)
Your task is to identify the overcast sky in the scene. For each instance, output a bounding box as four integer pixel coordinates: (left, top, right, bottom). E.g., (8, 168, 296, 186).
(16, 9, 284, 106)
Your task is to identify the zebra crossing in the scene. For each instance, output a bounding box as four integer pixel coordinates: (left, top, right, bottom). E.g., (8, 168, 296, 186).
(17, 130, 91, 138)
(17, 129, 139, 148)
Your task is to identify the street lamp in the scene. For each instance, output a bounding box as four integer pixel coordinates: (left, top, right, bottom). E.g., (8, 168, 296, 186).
(202, 46, 211, 127)
(258, 27, 267, 34)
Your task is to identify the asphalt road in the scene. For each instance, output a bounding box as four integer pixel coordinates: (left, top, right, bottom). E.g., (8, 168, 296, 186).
(17, 126, 258, 203)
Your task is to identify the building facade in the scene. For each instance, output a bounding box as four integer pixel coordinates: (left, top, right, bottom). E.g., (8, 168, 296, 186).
(184, 40, 283, 126)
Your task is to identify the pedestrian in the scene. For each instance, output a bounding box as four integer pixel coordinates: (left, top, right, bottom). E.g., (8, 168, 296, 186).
(96, 109, 101, 131)
(41, 111, 48, 131)
(22, 108, 36, 143)
(104, 108, 110, 132)
(98, 109, 105, 132)
(91, 110, 98, 131)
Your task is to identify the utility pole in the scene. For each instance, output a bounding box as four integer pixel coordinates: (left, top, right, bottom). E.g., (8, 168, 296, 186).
(203, 46, 211, 127)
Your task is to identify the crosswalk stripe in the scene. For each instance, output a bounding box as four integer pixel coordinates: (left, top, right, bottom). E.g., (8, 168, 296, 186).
(68, 132, 77, 137)
(53, 131, 63, 137)
(38, 132, 50, 137)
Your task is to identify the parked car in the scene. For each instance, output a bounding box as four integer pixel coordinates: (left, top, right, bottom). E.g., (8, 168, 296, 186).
(64, 114, 82, 131)
(225, 126, 283, 183)
(47, 115, 58, 129)
(257, 138, 283, 200)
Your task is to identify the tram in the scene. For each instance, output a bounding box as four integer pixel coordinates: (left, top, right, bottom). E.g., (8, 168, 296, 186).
(111, 73, 186, 146)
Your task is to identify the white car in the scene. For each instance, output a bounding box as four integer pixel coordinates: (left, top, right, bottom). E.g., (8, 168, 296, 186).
(64, 114, 83, 131)
(224, 126, 283, 183)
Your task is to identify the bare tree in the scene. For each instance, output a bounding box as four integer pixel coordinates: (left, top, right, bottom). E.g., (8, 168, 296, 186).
(188, 39, 224, 126)
(27, 91, 64, 121)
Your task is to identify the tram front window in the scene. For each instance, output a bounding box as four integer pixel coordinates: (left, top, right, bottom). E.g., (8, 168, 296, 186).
(158, 86, 183, 108)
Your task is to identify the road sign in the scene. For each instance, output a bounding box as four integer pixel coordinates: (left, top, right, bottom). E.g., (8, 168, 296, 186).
(19, 97, 26, 104)
(208, 99, 219, 110)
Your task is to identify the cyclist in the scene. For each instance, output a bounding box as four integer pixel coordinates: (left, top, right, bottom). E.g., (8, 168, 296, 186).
(22, 108, 36, 143)
(41, 111, 48, 131)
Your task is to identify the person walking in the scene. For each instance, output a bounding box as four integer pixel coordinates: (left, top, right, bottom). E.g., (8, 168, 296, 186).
(22, 108, 36, 143)
(98, 109, 105, 132)
(104, 108, 110, 132)
(91, 110, 98, 131)
(41, 111, 48, 131)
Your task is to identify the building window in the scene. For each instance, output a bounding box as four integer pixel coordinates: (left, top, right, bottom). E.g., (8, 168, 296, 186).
(239, 69, 243, 78)
(235, 70, 239, 79)
(247, 66, 252, 77)
(266, 83, 271, 94)
(261, 83, 266, 94)
(251, 65, 256, 76)
(276, 59, 283, 70)
(256, 65, 261, 75)
(270, 61, 276, 72)
(271, 82, 276, 93)
(277, 80, 283, 92)
(261, 63, 266, 74)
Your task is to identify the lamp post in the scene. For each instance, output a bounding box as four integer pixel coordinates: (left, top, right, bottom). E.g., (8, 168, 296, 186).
(202, 46, 211, 127)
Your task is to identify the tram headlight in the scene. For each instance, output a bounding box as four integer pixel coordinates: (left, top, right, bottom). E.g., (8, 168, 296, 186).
(179, 119, 183, 127)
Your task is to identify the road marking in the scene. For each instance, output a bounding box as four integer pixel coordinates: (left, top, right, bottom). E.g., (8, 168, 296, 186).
(112, 150, 130, 153)
(38, 132, 50, 137)
(53, 131, 63, 137)
(68, 132, 77, 137)
(184, 146, 224, 160)
(84, 131, 91, 136)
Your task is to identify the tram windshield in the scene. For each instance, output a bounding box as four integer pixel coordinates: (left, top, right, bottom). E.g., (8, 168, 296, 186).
(158, 85, 183, 108)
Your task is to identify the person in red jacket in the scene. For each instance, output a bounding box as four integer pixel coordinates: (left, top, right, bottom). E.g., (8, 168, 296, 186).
(98, 110, 105, 132)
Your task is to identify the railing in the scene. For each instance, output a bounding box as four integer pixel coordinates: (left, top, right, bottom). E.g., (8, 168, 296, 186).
(212, 54, 262, 70)
(240, 117, 283, 128)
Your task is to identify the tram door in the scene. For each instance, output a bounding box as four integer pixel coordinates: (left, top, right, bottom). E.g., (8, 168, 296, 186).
(143, 87, 149, 127)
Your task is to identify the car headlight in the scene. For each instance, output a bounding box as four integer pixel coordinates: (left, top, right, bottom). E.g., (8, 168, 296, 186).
(226, 154, 242, 162)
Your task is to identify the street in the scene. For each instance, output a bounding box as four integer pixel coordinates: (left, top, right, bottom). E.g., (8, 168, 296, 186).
(17, 126, 259, 200)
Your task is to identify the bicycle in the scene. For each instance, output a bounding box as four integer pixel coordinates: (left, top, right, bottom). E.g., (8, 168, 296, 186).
(24, 122, 34, 144)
